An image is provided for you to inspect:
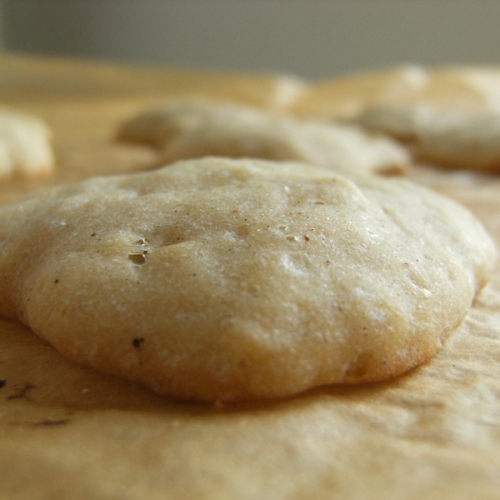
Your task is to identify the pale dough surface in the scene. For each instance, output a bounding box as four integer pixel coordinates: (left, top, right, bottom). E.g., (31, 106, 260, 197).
(0, 158, 495, 402)
(0, 107, 54, 179)
(2, 54, 500, 499)
(118, 99, 409, 175)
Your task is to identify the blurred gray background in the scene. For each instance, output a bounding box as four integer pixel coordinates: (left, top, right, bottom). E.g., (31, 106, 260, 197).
(1, 0, 499, 79)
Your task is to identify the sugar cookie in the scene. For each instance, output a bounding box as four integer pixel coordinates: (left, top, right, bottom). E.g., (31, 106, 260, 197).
(0, 158, 495, 401)
(118, 100, 409, 175)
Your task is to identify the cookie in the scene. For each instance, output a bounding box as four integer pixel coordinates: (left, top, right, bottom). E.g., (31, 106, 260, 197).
(0, 158, 495, 402)
(290, 64, 428, 121)
(356, 67, 500, 171)
(117, 100, 409, 175)
(0, 107, 54, 179)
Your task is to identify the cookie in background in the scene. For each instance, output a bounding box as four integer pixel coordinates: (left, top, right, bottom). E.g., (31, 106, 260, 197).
(292, 65, 500, 172)
(117, 99, 410, 176)
(0, 107, 55, 180)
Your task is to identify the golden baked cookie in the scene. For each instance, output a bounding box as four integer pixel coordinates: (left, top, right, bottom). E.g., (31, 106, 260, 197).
(0, 158, 495, 402)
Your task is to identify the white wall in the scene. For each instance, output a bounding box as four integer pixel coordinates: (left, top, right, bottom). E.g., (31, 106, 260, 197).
(2, 0, 500, 78)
